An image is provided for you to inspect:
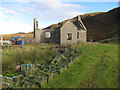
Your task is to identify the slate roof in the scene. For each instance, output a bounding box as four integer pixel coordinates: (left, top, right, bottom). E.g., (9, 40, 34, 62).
(43, 16, 87, 31)
(73, 20, 86, 30)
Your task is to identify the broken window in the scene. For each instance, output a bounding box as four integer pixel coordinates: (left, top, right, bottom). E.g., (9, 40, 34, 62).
(67, 33, 72, 40)
(46, 32, 51, 38)
(77, 32, 79, 38)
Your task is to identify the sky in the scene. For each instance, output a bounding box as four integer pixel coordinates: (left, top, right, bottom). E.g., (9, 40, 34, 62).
(0, 0, 119, 35)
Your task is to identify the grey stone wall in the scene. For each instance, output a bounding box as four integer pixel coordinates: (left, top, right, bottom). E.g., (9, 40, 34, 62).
(50, 29, 60, 44)
(23, 37, 34, 44)
(60, 20, 78, 45)
(35, 29, 42, 43)
(40, 29, 52, 43)
(79, 30, 86, 42)
(39, 29, 60, 44)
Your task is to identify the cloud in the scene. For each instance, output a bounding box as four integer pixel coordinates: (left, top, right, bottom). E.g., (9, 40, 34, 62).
(0, 21, 33, 34)
(0, 1, 85, 34)
(32, 1, 85, 21)
(0, 5, 21, 22)
(37, 1, 82, 10)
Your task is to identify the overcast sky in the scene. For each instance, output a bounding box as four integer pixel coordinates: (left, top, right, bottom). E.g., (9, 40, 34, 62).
(0, 0, 119, 35)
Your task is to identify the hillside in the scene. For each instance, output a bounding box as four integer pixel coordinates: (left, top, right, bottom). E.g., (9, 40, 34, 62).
(82, 7, 119, 41)
(44, 7, 119, 41)
(2, 33, 34, 40)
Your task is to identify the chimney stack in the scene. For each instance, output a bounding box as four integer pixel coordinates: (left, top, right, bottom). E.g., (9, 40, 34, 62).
(33, 17, 39, 38)
(33, 17, 36, 38)
(78, 15, 81, 21)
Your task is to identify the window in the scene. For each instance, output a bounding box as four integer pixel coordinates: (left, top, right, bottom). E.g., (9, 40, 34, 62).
(67, 33, 72, 40)
(77, 32, 79, 38)
(46, 32, 51, 38)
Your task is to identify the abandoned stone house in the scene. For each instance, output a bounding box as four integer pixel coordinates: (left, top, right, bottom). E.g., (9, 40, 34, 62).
(34, 16, 87, 45)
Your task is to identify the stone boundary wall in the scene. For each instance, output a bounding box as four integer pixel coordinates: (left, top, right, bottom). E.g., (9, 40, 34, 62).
(23, 37, 34, 44)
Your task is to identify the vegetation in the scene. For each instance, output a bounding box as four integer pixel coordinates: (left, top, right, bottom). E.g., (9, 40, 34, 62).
(42, 43, 118, 88)
(2, 44, 58, 76)
(2, 42, 118, 88)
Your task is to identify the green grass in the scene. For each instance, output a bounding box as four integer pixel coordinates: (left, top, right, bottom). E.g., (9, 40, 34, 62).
(42, 43, 118, 88)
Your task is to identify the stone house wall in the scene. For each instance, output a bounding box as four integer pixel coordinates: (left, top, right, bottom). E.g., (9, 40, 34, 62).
(60, 20, 78, 45)
(35, 29, 60, 44)
(79, 30, 86, 42)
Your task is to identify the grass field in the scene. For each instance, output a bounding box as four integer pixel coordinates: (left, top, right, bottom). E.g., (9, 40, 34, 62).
(2, 43, 118, 88)
(42, 43, 118, 88)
